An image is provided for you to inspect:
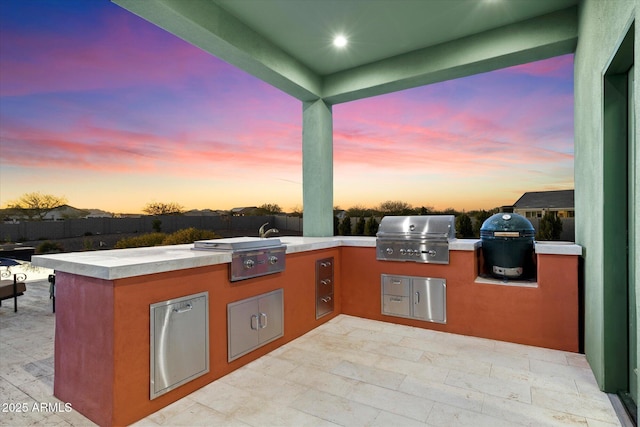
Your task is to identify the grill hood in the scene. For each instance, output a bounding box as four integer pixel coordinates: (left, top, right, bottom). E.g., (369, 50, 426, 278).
(376, 215, 456, 240)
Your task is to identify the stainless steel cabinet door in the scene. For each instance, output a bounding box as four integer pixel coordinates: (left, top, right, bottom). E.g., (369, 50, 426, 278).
(258, 289, 284, 344)
(412, 278, 446, 323)
(227, 289, 283, 362)
(227, 297, 260, 361)
(150, 292, 209, 400)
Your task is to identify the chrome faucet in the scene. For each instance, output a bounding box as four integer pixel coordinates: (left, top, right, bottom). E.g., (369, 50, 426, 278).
(259, 222, 279, 238)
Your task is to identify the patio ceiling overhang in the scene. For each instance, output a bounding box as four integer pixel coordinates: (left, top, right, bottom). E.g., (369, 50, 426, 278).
(111, 0, 580, 236)
(112, 0, 578, 105)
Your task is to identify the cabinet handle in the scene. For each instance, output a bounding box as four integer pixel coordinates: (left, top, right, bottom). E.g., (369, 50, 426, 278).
(172, 303, 193, 314)
(321, 296, 332, 303)
(392, 280, 402, 285)
(320, 279, 331, 285)
(258, 312, 267, 329)
(250, 314, 259, 330)
(320, 261, 332, 267)
(415, 291, 420, 304)
(390, 297, 402, 302)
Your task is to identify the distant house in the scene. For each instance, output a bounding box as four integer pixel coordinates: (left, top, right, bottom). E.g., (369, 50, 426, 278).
(231, 207, 257, 216)
(184, 209, 224, 216)
(513, 190, 575, 219)
(44, 205, 90, 220)
(86, 209, 113, 218)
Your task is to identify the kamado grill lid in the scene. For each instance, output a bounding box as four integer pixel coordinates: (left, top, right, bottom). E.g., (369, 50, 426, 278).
(480, 213, 535, 238)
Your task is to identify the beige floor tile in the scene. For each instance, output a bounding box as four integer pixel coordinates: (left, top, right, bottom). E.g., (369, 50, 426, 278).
(428, 401, 524, 427)
(291, 388, 381, 426)
(158, 401, 250, 426)
(283, 364, 358, 398)
(467, 347, 531, 371)
(361, 338, 425, 361)
(330, 359, 406, 390)
(188, 380, 251, 414)
(399, 375, 485, 412)
(566, 353, 592, 369)
(482, 394, 590, 426)
(373, 353, 450, 384)
(346, 327, 405, 345)
(143, 396, 198, 425)
(493, 340, 571, 365)
(232, 398, 337, 427)
(347, 381, 435, 422)
(419, 349, 493, 376)
(445, 368, 532, 403)
(532, 387, 620, 424)
(482, 396, 587, 427)
(370, 409, 428, 427)
(244, 352, 299, 377)
(276, 346, 344, 371)
(490, 364, 580, 396)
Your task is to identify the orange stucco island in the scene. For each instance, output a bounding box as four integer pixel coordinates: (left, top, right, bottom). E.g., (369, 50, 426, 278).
(33, 237, 581, 426)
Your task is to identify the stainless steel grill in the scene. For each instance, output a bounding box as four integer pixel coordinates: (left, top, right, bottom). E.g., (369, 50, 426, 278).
(193, 237, 286, 281)
(376, 215, 456, 264)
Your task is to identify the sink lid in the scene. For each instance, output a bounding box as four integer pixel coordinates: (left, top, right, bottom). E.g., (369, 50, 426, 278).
(193, 237, 283, 251)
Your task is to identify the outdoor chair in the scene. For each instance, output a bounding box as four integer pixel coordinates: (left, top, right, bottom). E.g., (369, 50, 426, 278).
(0, 274, 27, 313)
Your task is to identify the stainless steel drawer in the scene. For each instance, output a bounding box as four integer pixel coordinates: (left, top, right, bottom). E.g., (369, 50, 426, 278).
(382, 275, 411, 297)
(316, 293, 334, 318)
(382, 295, 411, 317)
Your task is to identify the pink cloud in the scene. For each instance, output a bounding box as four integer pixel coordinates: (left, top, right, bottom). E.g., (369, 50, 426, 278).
(0, 11, 229, 97)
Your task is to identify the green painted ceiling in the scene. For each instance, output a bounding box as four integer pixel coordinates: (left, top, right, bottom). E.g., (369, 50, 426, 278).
(214, 0, 579, 76)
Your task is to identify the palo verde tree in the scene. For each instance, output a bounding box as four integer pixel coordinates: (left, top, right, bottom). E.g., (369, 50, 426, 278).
(256, 203, 283, 214)
(142, 202, 184, 216)
(5, 192, 67, 220)
(378, 200, 413, 216)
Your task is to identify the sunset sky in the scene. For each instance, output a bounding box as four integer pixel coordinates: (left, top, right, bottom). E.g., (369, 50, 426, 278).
(0, 0, 574, 214)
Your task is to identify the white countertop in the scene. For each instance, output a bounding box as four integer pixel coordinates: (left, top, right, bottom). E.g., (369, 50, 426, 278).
(31, 236, 579, 280)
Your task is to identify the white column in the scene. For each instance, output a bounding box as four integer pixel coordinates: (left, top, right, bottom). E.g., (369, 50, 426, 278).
(302, 99, 333, 236)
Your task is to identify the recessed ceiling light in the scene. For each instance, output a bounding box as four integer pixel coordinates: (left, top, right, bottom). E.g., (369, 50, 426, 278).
(333, 35, 347, 48)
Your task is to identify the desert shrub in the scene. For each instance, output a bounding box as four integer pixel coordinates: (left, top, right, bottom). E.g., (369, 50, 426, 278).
(537, 212, 563, 240)
(36, 241, 65, 254)
(114, 229, 218, 249)
(455, 213, 474, 238)
(114, 233, 166, 249)
(162, 228, 218, 245)
(364, 217, 379, 236)
(83, 237, 94, 250)
(338, 216, 352, 236)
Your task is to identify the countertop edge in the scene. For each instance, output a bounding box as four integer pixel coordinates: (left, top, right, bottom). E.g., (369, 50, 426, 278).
(31, 237, 581, 280)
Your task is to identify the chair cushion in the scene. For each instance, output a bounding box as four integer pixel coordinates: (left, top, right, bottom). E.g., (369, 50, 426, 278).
(0, 280, 26, 299)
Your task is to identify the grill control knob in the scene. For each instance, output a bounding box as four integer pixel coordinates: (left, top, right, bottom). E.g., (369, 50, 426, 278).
(268, 256, 279, 265)
(386, 247, 393, 254)
(399, 249, 406, 255)
(244, 259, 255, 269)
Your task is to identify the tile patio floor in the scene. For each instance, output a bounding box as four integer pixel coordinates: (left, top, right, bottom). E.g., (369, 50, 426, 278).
(0, 278, 626, 426)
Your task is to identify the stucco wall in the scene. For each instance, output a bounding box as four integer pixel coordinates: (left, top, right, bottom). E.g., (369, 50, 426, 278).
(574, 0, 638, 392)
